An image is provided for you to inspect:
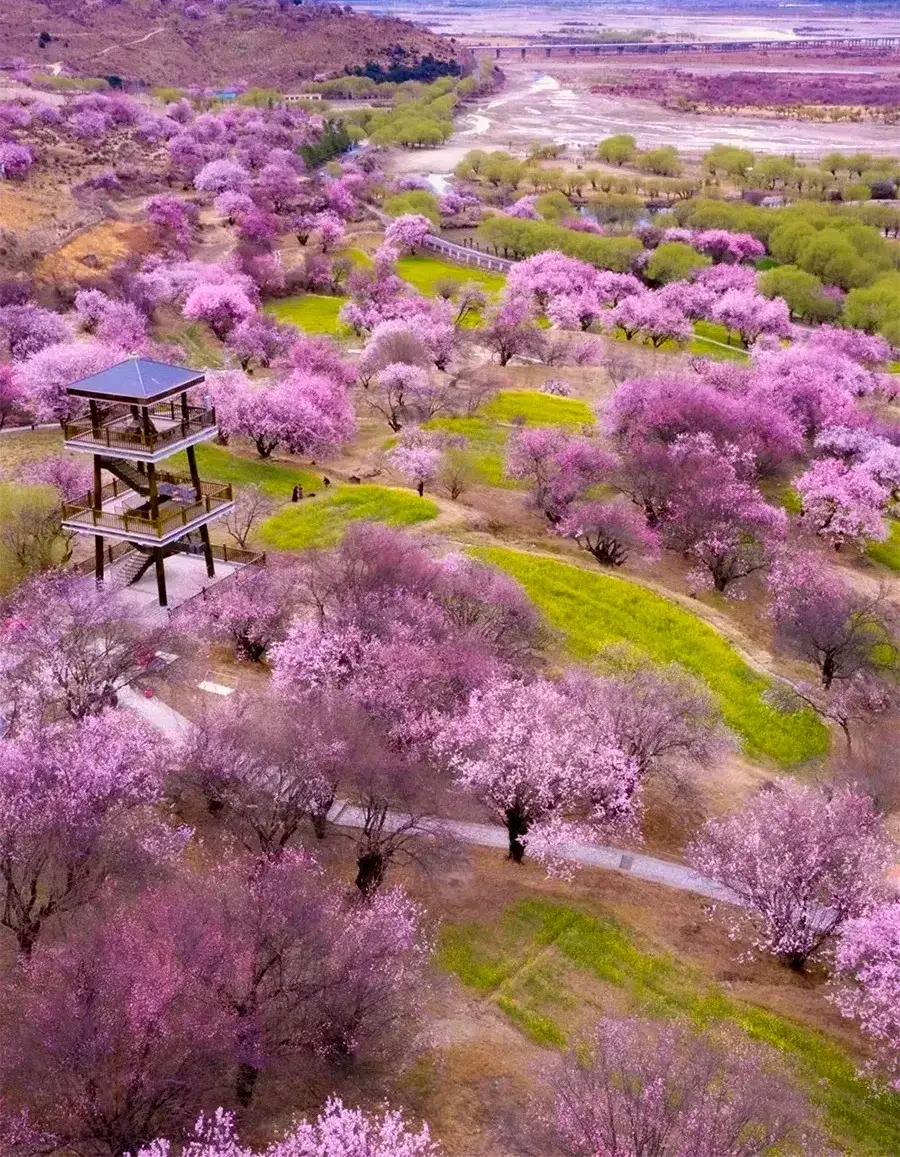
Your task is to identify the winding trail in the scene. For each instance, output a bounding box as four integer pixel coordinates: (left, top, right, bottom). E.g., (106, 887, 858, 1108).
(118, 683, 736, 905)
(95, 27, 165, 58)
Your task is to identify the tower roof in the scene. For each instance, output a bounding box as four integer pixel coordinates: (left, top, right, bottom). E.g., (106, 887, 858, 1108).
(67, 358, 205, 405)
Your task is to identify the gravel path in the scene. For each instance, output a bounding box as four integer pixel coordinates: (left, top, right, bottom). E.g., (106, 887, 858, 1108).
(120, 684, 736, 905)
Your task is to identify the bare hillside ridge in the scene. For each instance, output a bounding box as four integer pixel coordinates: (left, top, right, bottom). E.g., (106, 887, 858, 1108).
(0, 0, 469, 88)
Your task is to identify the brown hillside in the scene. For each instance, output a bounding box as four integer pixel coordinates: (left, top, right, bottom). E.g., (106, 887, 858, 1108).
(0, 1, 468, 88)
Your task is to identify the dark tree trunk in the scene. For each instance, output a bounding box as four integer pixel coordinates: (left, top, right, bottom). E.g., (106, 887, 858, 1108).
(821, 653, 835, 689)
(505, 806, 529, 863)
(17, 923, 39, 959)
(311, 794, 334, 840)
(355, 851, 386, 897)
(235, 1060, 259, 1108)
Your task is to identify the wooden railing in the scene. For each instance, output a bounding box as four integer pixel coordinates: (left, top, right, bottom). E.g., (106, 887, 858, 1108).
(62, 476, 233, 539)
(63, 403, 217, 454)
(70, 541, 136, 577)
(170, 549, 267, 619)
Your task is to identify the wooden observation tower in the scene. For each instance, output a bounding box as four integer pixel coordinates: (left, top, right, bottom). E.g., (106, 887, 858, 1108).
(60, 358, 234, 607)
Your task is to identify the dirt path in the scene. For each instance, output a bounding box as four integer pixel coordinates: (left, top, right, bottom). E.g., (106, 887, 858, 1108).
(95, 26, 165, 58)
(117, 682, 738, 903)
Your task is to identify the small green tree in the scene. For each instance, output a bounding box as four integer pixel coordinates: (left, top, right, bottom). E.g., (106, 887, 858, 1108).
(821, 152, 848, 176)
(758, 265, 840, 323)
(597, 134, 637, 167)
(844, 273, 900, 345)
(702, 144, 755, 181)
(534, 191, 572, 224)
(383, 189, 441, 228)
(637, 146, 682, 177)
(646, 242, 710, 285)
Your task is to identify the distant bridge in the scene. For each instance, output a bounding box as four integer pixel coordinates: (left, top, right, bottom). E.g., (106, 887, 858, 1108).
(474, 36, 900, 60)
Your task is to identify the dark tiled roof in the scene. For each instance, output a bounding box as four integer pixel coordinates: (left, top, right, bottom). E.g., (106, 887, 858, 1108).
(67, 358, 205, 404)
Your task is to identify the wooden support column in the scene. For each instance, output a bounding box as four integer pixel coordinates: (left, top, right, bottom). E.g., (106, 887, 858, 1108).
(93, 454, 104, 586)
(146, 461, 166, 607)
(154, 549, 168, 607)
(89, 399, 101, 438)
(186, 445, 214, 577)
(141, 405, 154, 451)
(146, 463, 160, 521)
(185, 445, 202, 500)
(199, 524, 215, 578)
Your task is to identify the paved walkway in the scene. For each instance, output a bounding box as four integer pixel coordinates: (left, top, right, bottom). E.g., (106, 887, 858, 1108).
(123, 685, 736, 905)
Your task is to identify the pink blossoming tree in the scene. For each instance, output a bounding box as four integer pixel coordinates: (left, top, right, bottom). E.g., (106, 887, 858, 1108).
(435, 676, 640, 866)
(558, 500, 659, 566)
(175, 561, 296, 661)
(795, 458, 888, 550)
(688, 781, 893, 969)
(182, 281, 257, 339)
(553, 1017, 815, 1157)
(506, 427, 616, 524)
(0, 304, 69, 362)
(0, 712, 167, 955)
(833, 901, 900, 1089)
(213, 369, 355, 458)
(384, 213, 433, 254)
(137, 1101, 439, 1157)
(768, 551, 898, 688)
(0, 574, 156, 730)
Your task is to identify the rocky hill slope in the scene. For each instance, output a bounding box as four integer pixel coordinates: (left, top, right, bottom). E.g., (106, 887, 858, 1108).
(0, 0, 468, 88)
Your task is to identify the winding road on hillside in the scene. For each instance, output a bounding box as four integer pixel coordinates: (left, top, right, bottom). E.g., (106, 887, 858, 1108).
(95, 27, 165, 58)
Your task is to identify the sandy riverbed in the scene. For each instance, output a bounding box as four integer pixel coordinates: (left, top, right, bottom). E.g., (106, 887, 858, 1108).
(348, 1, 900, 41)
(391, 64, 900, 176)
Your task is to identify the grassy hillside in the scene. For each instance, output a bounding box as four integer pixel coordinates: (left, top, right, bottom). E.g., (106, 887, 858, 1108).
(440, 896, 900, 1155)
(474, 546, 829, 767)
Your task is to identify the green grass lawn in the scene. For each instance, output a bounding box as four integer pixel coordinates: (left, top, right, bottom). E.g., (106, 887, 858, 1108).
(166, 443, 321, 500)
(396, 254, 506, 297)
(473, 546, 828, 767)
(763, 479, 803, 515)
(482, 389, 594, 428)
(170, 321, 226, 369)
(425, 415, 512, 488)
(607, 322, 749, 364)
(868, 519, 900, 571)
(690, 320, 751, 362)
(260, 483, 437, 550)
(440, 897, 900, 1155)
(426, 390, 592, 489)
(266, 294, 348, 334)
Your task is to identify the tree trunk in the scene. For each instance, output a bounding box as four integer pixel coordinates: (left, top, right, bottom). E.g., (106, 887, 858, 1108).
(235, 1060, 259, 1108)
(821, 654, 835, 689)
(355, 851, 386, 897)
(505, 807, 529, 863)
(311, 795, 333, 840)
(416, 481, 425, 497)
(17, 923, 39, 959)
